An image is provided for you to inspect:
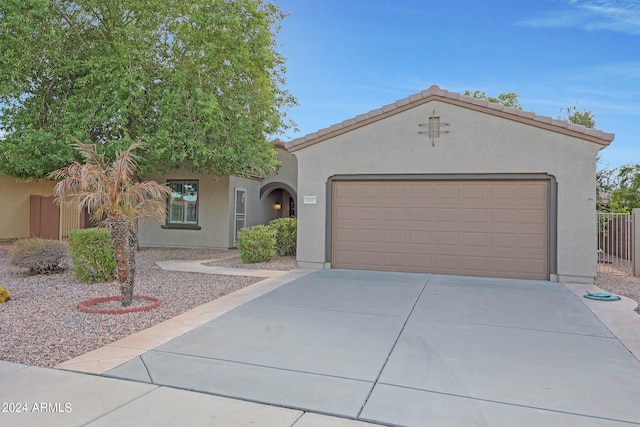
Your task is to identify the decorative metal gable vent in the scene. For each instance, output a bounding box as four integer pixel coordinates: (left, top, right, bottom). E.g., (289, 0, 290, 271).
(419, 110, 449, 146)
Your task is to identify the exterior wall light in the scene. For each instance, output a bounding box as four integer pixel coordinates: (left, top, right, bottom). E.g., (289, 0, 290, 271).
(274, 201, 282, 211)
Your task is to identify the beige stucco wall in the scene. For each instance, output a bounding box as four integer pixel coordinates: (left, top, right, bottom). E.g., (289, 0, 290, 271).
(138, 169, 293, 249)
(262, 147, 298, 191)
(0, 176, 56, 240)
(292, 100, 603, 283)
(138, 172, 232, 249)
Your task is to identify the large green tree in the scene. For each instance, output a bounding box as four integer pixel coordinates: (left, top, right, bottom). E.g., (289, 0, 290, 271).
(0, 0, 295, 180)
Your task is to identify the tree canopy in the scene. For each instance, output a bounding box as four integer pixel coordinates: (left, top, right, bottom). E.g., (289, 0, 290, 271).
(463, 90, 522, 110)
(558, 103, 596, 129)
(597, 163, 640, 213)
(0, 0, 296, 180)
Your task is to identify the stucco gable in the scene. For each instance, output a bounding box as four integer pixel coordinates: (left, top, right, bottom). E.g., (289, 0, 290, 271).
(285, 85, 615, 152)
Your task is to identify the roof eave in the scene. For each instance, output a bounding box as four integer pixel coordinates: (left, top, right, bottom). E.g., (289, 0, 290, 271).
(285, 86, 615, 152)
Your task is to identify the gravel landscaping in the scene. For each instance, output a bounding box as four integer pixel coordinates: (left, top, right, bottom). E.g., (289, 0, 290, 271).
(595, 274, 640, 315)
(0, 244, 275, 368)
(592, 256, 640, 314)
(204, 256, 297, 271)
(1, 241, 638, 369)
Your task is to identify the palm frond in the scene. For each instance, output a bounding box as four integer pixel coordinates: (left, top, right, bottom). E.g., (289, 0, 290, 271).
(49, 140, 172, 225)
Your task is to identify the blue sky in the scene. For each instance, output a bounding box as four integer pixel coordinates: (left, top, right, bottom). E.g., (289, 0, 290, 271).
(273, 0, 639, 170)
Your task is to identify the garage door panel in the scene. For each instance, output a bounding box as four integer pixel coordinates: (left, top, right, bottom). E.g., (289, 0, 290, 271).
(490, 257, 518, 273)
(491, 233, 518, 248)
(462, 183, 489, 199)
(519, 234, 546, 249)
(436, 183, 461, 199)
(383, 207, 406, 221)
(408, 254, 432, 268)
(383, 230, 407, 243)
(519, 183, 548, 199)
(359, 229, 381, 243)
(334, 183, 358, 201)
(334, 250, 357, 265)
(358, 184, 381, 199)
(462, 232, 488, 247)
(359, 207, 382, 220)
(409, 184, 434, 199)
(463, 208, 488, 223)
(357, 251, 381, 266)
(383, 183, 409, 199)
(491, 184, 518, 199)
(435, 231, 460, 246)
(409, 231, 432, 245)
(434, 254, 460, 269)
(461, 256, 488, 271)
(408, 207, 432, 221)
(335, 228, 357, 243)
(382, 252, 407, 267)
(335, 206, 357, 220)
(519, 209, 547, 224)
(490, 208, 518, 224)
(520, 258, 547, 274)
(332, 180, 548, 279)
(435, 208, 460, 222)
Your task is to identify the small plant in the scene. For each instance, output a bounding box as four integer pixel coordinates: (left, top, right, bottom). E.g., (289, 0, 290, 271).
(9, 238, 68, 274)
(237, 225, 276, 263)
(269, 218, 297, 256)
(0, 285, 10, 303)
(68, 228, 117, 283)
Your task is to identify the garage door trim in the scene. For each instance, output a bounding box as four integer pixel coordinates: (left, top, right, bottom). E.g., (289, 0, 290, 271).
(326, 173, 557, 278)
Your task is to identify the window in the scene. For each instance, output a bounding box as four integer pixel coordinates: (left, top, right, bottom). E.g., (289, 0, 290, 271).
(166, 180, 199, 228)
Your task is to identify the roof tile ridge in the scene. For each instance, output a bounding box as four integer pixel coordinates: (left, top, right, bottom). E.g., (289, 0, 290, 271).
(533, 115, 553, 124)
(551, 118, 570, 129)
(471, 98, 490, 107)
(516, 110, 536, 119)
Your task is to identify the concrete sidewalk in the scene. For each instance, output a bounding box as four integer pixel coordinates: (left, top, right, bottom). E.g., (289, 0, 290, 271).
(1, 360, 377, 426)
(2, 266, 640, 426)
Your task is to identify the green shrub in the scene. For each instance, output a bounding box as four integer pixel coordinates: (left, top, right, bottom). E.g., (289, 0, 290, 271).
(0, 285, 10, 303)
(269, 218, 297, 256)
(68, 228, 117, 283)
(9, 238, 69, 274)
(237, 225, 276, 263)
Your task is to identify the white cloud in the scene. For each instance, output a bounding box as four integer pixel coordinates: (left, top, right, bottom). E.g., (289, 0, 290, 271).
(519, 0, 640, 35)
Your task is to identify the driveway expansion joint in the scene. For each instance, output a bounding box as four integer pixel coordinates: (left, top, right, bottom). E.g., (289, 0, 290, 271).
(356, 275, 433, 418)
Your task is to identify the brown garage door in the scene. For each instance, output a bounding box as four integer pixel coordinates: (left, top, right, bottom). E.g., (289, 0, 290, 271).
(331, 180, 549, 280)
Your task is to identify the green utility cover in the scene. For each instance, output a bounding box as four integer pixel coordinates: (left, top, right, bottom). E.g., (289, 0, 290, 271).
(584, 292, 621, 301)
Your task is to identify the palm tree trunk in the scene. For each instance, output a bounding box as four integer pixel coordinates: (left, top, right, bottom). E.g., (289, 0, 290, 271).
(108, 219, 137, 307)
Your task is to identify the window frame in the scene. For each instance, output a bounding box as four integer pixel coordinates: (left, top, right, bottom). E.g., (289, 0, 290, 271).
(163, 180, 201, 230)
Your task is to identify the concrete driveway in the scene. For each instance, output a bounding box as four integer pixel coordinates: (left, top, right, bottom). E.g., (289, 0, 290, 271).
(105, 270, 640, 426)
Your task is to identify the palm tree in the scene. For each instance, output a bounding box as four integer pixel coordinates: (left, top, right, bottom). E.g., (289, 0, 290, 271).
(50, 140, 172, 306)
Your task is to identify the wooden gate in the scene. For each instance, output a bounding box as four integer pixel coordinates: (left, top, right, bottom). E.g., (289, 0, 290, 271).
(30, 196, 89, 241)
(30, 195, 60, 240)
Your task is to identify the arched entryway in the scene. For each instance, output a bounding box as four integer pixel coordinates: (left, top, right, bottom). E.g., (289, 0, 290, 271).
(260, 182, 297, 220)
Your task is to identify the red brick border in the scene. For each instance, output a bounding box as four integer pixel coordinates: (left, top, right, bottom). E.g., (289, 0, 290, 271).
(78, 295, 162, 314)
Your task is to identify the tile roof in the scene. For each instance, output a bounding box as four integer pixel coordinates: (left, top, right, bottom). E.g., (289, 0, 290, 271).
(285, 85, 615, 152)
